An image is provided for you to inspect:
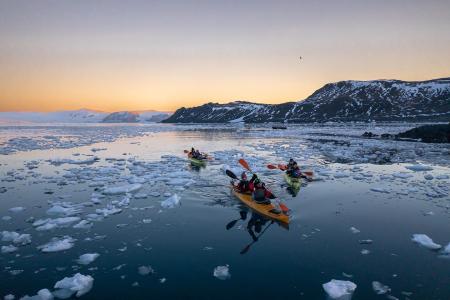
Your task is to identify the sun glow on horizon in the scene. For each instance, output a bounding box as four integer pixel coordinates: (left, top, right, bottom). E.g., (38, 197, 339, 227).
(1, 0, 449, 112)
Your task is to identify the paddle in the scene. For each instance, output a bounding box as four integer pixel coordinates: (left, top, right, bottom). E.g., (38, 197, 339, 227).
(240, 221, 274, 254)
(238, 158, 289, 214)
(225, 169, 238, 180)
(226, 211, 247, 230)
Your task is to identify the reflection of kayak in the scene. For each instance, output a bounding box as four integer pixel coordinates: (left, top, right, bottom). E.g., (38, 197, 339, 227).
(284, 173, 301, 190)
(231, 186, 289, 224)
(188, 154, 207, 166)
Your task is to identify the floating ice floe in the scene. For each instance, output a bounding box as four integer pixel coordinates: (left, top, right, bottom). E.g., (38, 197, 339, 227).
(372, 281, 391, 295)
(138, 265, 155, 275)
(443, 243, 450, 254)
(46, 203, 82, 216)
(350, 227, 360, 234)
(370, 187, 389, 193)
(73, 220, 93, 230)
(149, 192, 161, 197)
(1, 245, 18, 253)
(161, 194, 181, 208)
(424, 174, 433, 180)
(411, 234, 441, 250)
(392, 172, 413, 179)
(8, 207, 25, 213)
(38, 236, 76, 252)
(361, 249, 370, 255)
(77, 253, 100, 265)
(213, 265, 230, 280)
(322, 279, 357, 299)
(21, 288, 53, 300)
(3, 294, 15, 300)
(49, 157, 98, 165)
(34, 217, 81, 231)
(103, 184, 142, 195)
(53, 273, 94, 298)
(95, 205, 122, 217)
(1, 231, 31, 245)
(2, 216, 12, 221)
(405, 164, 433, 171)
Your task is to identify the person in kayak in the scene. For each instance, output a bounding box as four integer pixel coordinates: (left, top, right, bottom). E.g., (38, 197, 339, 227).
(237, 172, 256, 193)
(289, 162, 301, 178)
(252, 178, 272, 204)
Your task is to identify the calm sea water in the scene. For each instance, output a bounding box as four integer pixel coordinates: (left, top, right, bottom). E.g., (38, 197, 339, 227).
(0, 124, 449, 299)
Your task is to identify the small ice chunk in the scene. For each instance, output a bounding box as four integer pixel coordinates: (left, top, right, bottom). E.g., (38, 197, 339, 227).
(161, 194, 181, 208)
(358, 239, 373, 244)
(370, 187, 389, 193)
(8, 207, 25, 213)
(149, 192, 161, 197)
(76, 253, 99, 265)
(138, 265, 154, 275)
(372, 281, 391, 295)
(142, 219, 152, 224)
(54, 273, 94, 297)
(1, 231, 31, 245)
(405, 164, 433, 171)
(213, 265, 230, 280)
(73, 220, 93, 230)
(361, 249, 370, 255)
(159, 278, 166, 283)
(350, 227, 360, 234)
(392, 172, 413, 179)
(2, 215, 12, 221)
(21, 289, 54, 300)
(424, 174, 433, 180)
(322, 279, 357, 299)
(38, 236, 75, 252)
(4, 294, 15, 300)
(411, 234, 441, 250)
(443, 243, 450, 254)
(1, 245, 18, 253)
(103, 184, 142, 195)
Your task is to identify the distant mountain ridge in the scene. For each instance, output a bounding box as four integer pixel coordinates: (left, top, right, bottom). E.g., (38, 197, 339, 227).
(163, 77, 450, 123)
(0, 109, 171, 123)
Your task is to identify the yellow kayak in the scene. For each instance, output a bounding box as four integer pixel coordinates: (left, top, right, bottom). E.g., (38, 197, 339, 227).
(231, 186, 289, 224)
(284, 173, 301, 190)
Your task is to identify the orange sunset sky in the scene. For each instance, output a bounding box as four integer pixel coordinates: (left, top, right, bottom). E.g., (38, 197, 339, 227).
(1, 0, 449, 112)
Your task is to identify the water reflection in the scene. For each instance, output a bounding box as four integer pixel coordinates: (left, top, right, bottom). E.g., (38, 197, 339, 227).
(226, 209, 288, 255)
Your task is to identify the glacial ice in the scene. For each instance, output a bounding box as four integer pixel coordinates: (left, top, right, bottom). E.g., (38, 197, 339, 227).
(161, 194, 181, 208)
(76, 253, 100, 265)
(213, 265, 230, 280)
(322, 279, 357, 299)
(103, 184, 142, 195)
(38, 236, 76, 252)
(53, 273, 94, 297)
(411, 234, 441, 250)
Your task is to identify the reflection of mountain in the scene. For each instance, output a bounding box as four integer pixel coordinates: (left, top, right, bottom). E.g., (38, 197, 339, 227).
(0, 109, 171, 123)
(163, 77, 450, 123)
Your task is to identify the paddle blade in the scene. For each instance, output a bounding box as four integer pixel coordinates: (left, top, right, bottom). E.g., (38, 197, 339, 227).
(184, 150, 189, 153)
(302, 170, 314, 177)
(225, 169, 238, 180)
(278, 164, 287, 171)
(279, 202, 289, 214)
(238, 159, 251, 171)
(240, 244, 251, 255)
(267, 164, 278, 169)
(226, 219, 239, 230)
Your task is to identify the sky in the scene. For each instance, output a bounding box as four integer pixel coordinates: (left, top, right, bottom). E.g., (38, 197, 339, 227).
(0, 0, 449, 112)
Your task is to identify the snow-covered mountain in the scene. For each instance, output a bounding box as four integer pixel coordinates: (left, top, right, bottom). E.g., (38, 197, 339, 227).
(163, 77, 450, 123)
(0, 109, 171, 124)
(101, 111, 171, 123)
(0, 109, 107, 123)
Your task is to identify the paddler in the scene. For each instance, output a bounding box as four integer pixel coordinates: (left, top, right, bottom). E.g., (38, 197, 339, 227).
(237, 172, 256, 193)
(252, 178, 271, 204)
